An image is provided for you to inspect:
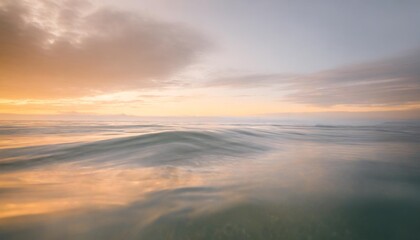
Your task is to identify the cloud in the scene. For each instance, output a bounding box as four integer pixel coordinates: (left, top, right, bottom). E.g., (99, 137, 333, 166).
(0, 0, 209, 99)
(208, 50, 420, 106)
(206, 73, 298, 88)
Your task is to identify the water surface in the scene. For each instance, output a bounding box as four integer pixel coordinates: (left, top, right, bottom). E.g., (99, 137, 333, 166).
(0, 120, 419, 239)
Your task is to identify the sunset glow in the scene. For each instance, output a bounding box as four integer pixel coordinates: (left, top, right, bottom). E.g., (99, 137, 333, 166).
(1, 0, 419, 119)
(1, 2, 420, 239)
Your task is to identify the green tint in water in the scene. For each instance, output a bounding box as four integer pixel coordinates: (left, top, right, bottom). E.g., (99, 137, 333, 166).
(139, 200, 420, 240)
(0, 122, 419, 239)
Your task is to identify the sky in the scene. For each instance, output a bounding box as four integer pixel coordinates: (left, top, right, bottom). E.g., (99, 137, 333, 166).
(0, 0, 420, 118)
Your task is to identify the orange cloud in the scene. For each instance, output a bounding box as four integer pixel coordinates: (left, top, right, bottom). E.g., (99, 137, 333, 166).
(0, 0, 209, 99)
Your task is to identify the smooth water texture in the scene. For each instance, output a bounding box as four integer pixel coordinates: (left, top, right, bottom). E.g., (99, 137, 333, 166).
(0, 120, 419, 239)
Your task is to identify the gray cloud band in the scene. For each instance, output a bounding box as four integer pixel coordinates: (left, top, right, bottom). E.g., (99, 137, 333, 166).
(208, 51, 420, 106)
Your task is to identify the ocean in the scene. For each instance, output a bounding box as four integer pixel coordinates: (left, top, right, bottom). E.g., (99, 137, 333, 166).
(0, 120, 419, 239)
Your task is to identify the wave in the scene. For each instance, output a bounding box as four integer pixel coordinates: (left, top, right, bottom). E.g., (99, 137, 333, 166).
(0, 129, 269, 171)
(1, 123, 419, 171)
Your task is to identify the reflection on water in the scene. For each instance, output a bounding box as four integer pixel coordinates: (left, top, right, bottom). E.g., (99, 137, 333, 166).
(0, 166, 208, 219)
(0, 121, 419, 239)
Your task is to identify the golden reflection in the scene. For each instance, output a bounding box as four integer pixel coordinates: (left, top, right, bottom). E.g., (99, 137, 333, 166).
(0, 131, 148, 149)
(0, 165, 204, 219)
(0, 134, 120, 149)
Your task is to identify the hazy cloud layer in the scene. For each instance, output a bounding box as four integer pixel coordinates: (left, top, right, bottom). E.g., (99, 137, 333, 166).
(209, 50, 420, 106)
(0, 0, 209, 98)
(207, 73, 297, 88)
